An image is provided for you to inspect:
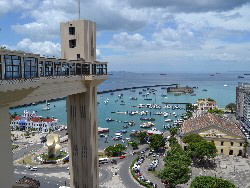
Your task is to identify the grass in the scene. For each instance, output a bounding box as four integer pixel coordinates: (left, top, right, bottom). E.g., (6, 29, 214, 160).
(41, 151, 68, 161)
(16, 154, 38, 165)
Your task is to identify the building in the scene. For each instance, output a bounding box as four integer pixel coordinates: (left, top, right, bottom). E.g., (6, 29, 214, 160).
(167, 85, 194, 93)
(180, 113, 246, 156)
(236, 83, 250, 128)
(0, 19, 107, 188)
(196, 98, 217, 110)
(10, 110, 59, 132)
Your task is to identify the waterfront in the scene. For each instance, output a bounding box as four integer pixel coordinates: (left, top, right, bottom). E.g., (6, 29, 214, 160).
(10, 72, 250, 149)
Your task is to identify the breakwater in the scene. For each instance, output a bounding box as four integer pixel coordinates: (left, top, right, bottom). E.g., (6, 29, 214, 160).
(97, 84, 178, 94)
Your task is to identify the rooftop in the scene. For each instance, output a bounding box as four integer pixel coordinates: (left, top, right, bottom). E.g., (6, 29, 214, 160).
(181, 113, 245, 138)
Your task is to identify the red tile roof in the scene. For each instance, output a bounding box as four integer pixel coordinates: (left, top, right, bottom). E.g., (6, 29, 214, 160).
(14, 116, 22, 121)
(181, 113, 245, 138)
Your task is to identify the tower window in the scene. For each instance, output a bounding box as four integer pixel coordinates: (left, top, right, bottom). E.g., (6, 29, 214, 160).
(69, 27, 75, 35)
(69, 39, 76, 48)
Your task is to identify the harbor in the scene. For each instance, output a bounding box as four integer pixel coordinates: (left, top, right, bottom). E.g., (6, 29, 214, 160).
(9, 72, 250, 149)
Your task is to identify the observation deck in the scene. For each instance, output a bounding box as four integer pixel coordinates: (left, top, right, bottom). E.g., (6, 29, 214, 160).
(0, 49, 107, 107)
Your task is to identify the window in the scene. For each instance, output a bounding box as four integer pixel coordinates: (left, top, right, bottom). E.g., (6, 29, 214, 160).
(221, 141, 224, 146)
(221, 149, 223, 153)
(229, 150, 233, 155)
(231, 142, 234, 146)
(62, 62, 69, 76)
(70, 63, 76, 75)
(39, 61, 44, 77)
(54, 62, 62, 76)
(76, 63, 81, 75)
(69, 39, 76, 48)
(4, 55, 22, 79)
(240, 142, 243, 146)
(69, 27, 75, 35)
(45, 61, 53, 76)
(77, 54, 80, 60)
(24, 57, 38, 78)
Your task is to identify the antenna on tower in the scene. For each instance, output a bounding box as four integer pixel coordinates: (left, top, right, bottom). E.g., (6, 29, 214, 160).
(78, 0, 80, 20)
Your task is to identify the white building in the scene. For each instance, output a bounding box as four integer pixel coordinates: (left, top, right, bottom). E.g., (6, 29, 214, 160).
(10, 110, 59, 132)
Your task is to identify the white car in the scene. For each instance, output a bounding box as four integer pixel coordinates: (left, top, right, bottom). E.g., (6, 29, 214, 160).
(30, 167, 37, 171)
(67, 167, 69, 170)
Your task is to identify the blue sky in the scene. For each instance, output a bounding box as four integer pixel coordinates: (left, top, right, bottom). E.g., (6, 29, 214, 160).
(1, 0, 250, 73)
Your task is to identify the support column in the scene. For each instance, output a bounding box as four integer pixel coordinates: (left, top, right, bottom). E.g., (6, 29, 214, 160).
(0, 105, 14, 188)
(67, 85, 98, 188)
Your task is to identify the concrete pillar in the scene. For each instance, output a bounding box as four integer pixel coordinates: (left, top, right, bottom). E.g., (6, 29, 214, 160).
(0, 105, 14, 188)
(67, 85, 98, 188)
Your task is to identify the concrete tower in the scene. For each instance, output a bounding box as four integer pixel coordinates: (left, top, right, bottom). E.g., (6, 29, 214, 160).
(0, 19, 107, 188)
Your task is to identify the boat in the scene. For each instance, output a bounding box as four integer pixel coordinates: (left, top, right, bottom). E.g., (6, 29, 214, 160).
(144, 98, 152, 100)
(110, 93, 114, 95)
(140, 117, 155, 121)
(130, 97, 137, 100)
(100, 134, 106, 137)
(128, 121, 136, 126)
(244, 73, 250, 75)
(140, 122, 155, 128)
(174, 93, 181, 96)
(42, 100, 50, 110)
(120, 130, 127, 133)
(161, 94, 167, 97)
(120, 103, 126, 105)
(202, 89, 207, 91)
(123, 125, 129, 128)
(238, 76, 244, 78)
(98, 127, 109, 133)
(106, 118, 114, 122)
(210, 74, 214, 76)
(160, 73, 166, 75)
(165, 119, 173, 122)
(191, 94, 196, 96)
(163, 124, 170, 129)
(224, 85, 228, 87)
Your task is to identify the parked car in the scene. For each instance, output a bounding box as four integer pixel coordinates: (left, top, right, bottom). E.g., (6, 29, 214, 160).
(111, 159, 117, 164)
(30, 167, 38, 171)
(119, 155, 125, 159)
(148, 166, 156, 171)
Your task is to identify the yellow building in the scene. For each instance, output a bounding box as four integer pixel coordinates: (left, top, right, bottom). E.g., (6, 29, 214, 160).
(180, 113, 246, 156)
(196, 98, 217, 110)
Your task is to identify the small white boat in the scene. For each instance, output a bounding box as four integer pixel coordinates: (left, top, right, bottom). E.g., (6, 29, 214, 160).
(165, 119, 173, 122)
(224, 85, 228, 87)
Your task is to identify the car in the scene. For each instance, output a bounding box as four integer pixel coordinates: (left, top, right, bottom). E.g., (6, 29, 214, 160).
(67, 167, 69, 170)
(148, 166, 155, 171)
(30, 167, 38, 171)
(26, 165, 32, 169)
(140, 150, 145, 154)
(111, 159, 117, 164)
(152, 154, 156, 157)
(119, 155, 125, 159)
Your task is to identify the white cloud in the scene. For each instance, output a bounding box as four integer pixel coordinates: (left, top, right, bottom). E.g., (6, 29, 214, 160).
(16, 38, 61, 57)
(0, 0, 38, 14)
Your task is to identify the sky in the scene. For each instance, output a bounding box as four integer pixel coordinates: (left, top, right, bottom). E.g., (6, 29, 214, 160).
(1, 0, 250, 73)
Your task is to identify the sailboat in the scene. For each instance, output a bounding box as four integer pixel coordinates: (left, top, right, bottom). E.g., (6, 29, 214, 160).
(42, 100, 50, 110)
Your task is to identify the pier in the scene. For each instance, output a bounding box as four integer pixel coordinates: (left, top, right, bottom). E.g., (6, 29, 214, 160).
(97, 84, 178, 94)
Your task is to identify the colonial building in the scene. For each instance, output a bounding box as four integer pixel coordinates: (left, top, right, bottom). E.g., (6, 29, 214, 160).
(196, 98, 217, 110)
(180, 113, 246, 156)
(10, 110, 59, 132)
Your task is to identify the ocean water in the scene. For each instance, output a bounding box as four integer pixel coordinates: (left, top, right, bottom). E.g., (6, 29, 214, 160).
(10, 72, 250, 149)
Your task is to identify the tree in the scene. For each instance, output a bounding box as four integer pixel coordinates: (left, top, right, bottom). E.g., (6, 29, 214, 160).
(190, 176, 236, 188)
(130, 141, 139, 149)
(187, 140, 217, 161)
(158, 159, 191, 188)
(149, 134, 165, 150)
(207, 109, 224, 115)
(137, 131, 148, 144)
(104, 144, 126, 157)
(182, 134, 203, 144)
(169, 127, 178, 137)
(226, 103, 236, 113)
